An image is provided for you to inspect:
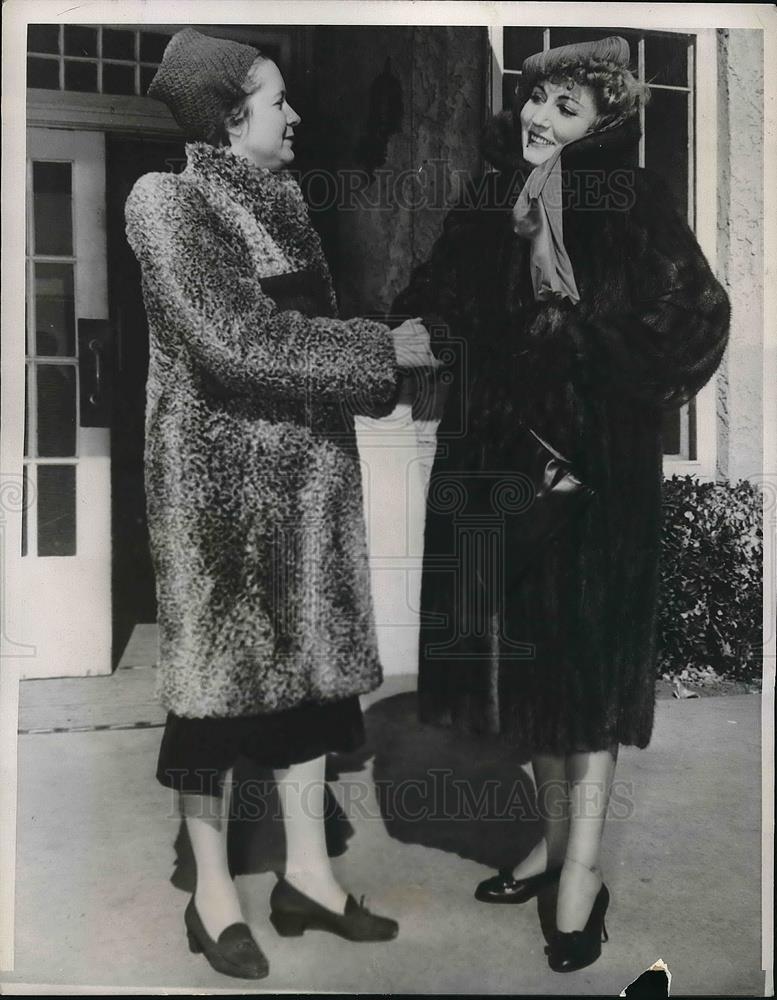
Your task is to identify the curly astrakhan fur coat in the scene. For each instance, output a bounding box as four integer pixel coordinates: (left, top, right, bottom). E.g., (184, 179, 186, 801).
(392, 113, 730, 752)
(125, 143, 398, 718)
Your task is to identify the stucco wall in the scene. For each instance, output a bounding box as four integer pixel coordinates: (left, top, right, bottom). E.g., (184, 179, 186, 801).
(716, 29, 764, 483)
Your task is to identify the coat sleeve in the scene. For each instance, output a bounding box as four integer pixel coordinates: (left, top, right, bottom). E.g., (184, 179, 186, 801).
(556, 169, 730, 409)
(125, 172, 399, 408)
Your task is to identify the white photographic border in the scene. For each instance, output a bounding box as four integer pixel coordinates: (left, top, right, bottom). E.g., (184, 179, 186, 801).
(2, 1, 774, 993)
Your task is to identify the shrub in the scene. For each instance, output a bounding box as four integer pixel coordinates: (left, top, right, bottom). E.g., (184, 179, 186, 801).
(658, 476, 763, 682)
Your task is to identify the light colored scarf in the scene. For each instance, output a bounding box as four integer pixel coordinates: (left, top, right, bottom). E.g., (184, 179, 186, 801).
(511, 145, 580, 305)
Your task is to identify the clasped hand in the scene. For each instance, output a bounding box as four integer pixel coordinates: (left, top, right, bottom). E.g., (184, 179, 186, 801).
(390, 318, 440, 369)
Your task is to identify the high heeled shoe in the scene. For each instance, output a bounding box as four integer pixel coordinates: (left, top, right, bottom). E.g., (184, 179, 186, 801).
(475, 865, 562, 903)
(184, 898, 269, 980)
(269, 876, 399, 942)
(545, 883, 610, 973)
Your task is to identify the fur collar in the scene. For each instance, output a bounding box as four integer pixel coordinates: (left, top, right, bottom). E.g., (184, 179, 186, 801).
(182, 142, 334, 296)
(481, 110, 641, 175)
(184, 142, 303, 207)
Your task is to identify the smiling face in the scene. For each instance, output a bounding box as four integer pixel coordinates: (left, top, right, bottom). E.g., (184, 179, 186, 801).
(519, 78, 599, 165)
(227, 59, 301, 170)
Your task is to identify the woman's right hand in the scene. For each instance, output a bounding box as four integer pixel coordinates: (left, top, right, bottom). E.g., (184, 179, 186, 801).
(390, 318, 439, 369)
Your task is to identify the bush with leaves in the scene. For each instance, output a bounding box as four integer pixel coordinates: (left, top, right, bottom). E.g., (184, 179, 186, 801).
(658, 476, 763, 682)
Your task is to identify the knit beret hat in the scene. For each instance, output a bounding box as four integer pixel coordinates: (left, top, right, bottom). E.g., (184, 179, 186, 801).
(521, 35, 631, 88)
(148, 28, 261, 140)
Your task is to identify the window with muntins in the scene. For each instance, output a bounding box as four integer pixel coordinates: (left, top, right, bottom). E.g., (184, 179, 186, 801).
(27, 25, 284, 99)
(27, 25, 173, 97)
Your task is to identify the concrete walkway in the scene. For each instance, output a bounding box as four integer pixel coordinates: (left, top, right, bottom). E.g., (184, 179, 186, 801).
(2, 668, 765, 995)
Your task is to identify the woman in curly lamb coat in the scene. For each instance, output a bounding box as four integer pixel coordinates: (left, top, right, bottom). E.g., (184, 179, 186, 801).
(125, 29, 435, 977)
(393, 36, 729, 971)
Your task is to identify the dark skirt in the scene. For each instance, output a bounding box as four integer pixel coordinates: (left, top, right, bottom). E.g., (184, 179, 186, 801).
(156, 695, 365, 796)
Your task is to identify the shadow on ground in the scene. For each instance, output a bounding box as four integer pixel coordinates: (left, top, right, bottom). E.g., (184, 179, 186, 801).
(170, 691, 543, 893)
(358, 691, 541, 870)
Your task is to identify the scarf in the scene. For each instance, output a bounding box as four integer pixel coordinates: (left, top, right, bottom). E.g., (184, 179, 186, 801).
(511, 144, 580, 305)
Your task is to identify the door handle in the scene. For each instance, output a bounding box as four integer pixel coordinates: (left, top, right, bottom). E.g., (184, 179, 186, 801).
(78, 319, 113, 427)
(88, 337, 103, 407)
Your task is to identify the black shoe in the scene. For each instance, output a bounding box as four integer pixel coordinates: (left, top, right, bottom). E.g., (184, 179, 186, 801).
(474, 866, 561, 904)
(269, 876, 399, 942)
(184, 898, 269, 980)
(545, 883, 610, 973)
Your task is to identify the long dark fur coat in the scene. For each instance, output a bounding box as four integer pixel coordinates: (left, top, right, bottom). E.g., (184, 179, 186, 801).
(125, 143, 398, 718)
(393, 112, 730, 752)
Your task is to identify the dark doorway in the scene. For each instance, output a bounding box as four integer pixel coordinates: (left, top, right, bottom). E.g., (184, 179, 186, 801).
(106, 133, 185, 667)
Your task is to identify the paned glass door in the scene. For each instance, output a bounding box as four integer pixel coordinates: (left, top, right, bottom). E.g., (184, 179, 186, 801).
(15, 127, 111, 677)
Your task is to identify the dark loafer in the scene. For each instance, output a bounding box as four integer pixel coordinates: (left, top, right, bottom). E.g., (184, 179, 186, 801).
(185, 898, 269, 980)
(475, 866, 562, 903)
(545, 883, 610, 973)
(270, 876, 398, 942)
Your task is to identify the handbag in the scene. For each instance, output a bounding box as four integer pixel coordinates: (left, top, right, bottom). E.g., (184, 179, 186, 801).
(502, 425, 595, 585)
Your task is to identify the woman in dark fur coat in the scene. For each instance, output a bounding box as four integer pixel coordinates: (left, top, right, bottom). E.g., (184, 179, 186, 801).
(126, 29, 436, 978)
(393, 36, 729, 971)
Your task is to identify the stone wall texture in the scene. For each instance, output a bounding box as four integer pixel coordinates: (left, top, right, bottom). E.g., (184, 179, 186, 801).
(310, 26, 487, 318)
(716, 28, 764, 482)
